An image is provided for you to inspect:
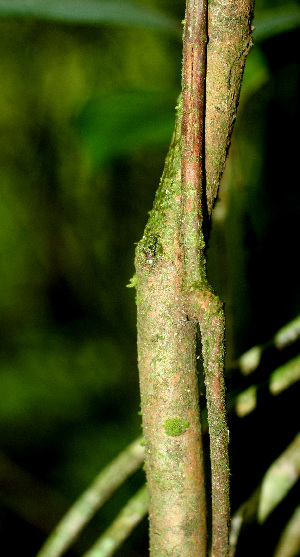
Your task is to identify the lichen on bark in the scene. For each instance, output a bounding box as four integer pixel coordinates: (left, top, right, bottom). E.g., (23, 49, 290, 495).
(135, 1, 254, 556)
(205, 0, 254, 214)
(135, 100, 207, 556)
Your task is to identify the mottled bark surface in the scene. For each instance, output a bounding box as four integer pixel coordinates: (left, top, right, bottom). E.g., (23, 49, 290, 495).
(136, 106, 207, 556)
(135, 1, 254, 556)
(205, 0, 254, 214)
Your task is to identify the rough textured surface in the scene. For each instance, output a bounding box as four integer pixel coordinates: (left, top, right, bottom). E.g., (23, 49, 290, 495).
(136, 104, 207, 556)
(205, 0, 254, 215)
(135, 1, 254, 555)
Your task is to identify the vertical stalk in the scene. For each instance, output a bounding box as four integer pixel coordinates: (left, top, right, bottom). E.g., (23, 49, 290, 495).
(135, 103, 207, 557)
(181, 1, 254, 556)
(136, 0, 254, 555)
(181, 0, 207, 287)
(181, 1, 230, 555)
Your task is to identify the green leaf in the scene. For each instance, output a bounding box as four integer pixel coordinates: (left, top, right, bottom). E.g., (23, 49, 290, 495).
(253, 4, 300, 42)
(235, 385, 257, 417)
(269, 353, 300, 395)
(75, 89, 177, 168)
(240, 47, 270, 103)
(238, 345, 262, 375)
(258, 434, 300, 523)
(0, 0, 181, 35)
(274, 314, 300, 349)
(273, 506, 300, 557)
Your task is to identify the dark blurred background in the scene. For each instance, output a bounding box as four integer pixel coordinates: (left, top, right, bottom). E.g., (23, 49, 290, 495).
(0, 0, 299, 555)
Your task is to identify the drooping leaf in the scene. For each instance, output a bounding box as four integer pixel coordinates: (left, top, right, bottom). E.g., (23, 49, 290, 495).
(253, 4, 300, 42)
(235, 385, 257, 417)
(269, 353, 300, 395)
(1, 1, 299, 44)
(235, 353, 300, 418)
(0, 0, 181, 35)
(273, 506, 300, 557)
(238, 345, 263, 376)
(239, 47, 270, 103)
(75, 89, 178, 168)
(258, 433, 300, 523)
(274, 314, 300, 349)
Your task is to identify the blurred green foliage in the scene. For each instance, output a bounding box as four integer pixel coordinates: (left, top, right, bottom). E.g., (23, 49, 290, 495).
(0, 0, 299, 555)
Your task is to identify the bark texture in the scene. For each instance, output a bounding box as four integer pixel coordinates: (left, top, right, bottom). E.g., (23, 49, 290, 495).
(136, 105, 207, 556)
(205, 0, 254, 215)
(135, 1, 254, 556)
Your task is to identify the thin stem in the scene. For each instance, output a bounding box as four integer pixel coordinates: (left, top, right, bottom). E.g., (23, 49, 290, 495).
(181, 0, 207, 286)
(36, 438, 145, 557)
(181, 1, 230, 555)
(200, 300, 230, 557)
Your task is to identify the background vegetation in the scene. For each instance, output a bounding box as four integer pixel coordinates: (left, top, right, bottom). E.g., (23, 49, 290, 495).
(0, 0, 299, 555)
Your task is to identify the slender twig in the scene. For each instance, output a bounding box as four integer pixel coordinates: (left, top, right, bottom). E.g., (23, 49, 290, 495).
(200, 304, 229, 557)
(36, 438, 145, 557)
(181, 1, 230, 555)
(82, 485, 148, 557)
(181, 0, 207, 286)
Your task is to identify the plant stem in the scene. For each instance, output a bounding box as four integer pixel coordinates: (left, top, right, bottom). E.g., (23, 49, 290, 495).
(181, 0, 207, 286)
(136, 0, 254, 554)
(181, 0, 254, 555)
(135, 99, 207, 556)
(181, 2, 229, 555)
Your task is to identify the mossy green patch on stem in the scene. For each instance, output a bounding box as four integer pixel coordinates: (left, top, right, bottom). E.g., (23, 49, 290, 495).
(163, 417, 189, 437)
(126, 274, 138, 288)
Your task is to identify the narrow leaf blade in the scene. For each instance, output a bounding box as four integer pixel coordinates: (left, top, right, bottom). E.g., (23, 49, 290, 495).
(253, 5, 300, 42)
(0, 0, 181, 35)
